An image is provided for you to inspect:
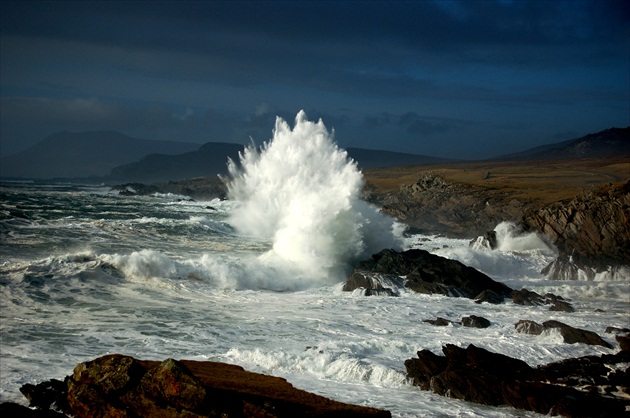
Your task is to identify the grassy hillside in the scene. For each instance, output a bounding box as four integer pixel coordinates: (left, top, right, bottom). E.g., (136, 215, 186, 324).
(364, 156, 629, 205)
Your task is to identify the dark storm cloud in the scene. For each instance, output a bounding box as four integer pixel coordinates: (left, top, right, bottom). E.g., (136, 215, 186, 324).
(0, 0, 628, 159)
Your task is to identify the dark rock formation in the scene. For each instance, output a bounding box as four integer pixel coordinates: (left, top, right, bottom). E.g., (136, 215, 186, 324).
(404, 343, 629, 417)
(510, 288, 575, 312)
(514, 320, 546, 335)
(515, 320, 613, 349)
(461, 315, 491, 328)
(344, 248, 513, 300)
(111, 177, 228, 200)
(9, 354, 390, 418)
(342, 271, 404, 296)
(523, 181, 630, 277)
(606, 327, 630, 351)
(344, 249, 574, 311)
(542, 321, 613, 349)
(423, 317, 453, 326)
(422, 316, 491, 328)
(19, 379, 68, 412)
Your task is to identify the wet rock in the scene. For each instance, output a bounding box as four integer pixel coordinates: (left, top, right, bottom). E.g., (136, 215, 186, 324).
(13, 354, 390, 418)
(515, 320, 613, 349)
(405, 343, 629, 417)
(344, 249, 513, 300)
(423, 317, 452, 326)
(342, 271, 403, 296)
(514, 320, 545, 335)
(614, 334, 630, 351)
(19, 379, 68, 411)
(474, 289, 506, 304)
(510, 288, 574, 312)
(542, 320, 613, 349)
(461, 315, 491, 328)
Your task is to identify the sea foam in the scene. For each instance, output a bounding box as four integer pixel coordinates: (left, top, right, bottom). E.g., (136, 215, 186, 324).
(224, 111, 401, 287)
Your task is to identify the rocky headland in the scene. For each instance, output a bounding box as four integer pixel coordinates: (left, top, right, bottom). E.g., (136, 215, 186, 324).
(364, 156, 629, 279)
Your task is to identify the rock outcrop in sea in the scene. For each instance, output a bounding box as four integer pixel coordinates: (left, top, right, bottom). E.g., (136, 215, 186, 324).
(404, 343, 629, 417)
(4, 355, 390, 417)
(343, 248, 574, 311)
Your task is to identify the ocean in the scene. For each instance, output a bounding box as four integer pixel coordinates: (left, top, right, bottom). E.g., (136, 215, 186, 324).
(1, 113, 628, 417)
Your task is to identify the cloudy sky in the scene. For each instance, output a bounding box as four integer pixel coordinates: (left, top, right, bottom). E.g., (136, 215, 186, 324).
(1, 0, 628, 159)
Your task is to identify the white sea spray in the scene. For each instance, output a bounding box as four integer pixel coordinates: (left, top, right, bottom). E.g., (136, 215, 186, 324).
(224, 111, 402, 287)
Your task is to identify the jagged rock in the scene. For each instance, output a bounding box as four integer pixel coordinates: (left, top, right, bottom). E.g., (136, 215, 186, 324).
(605, 327, 630, 351)
(524, 181, 630, 276)
(510, 288, 574, 312)
(403, 349, 448, 390)
(379, 173, 530, 237)
(606, 326, 630, 334)
(515, 320, 612, 349)
(543, 320, 613, 349)
(404, 343, 629, 417)
(616, 335, 630, 351)
(474, 289, 506, 304)
(19, 379, 68, 411)
(344, 249, 513, 300)
(469, 230, 497, 250)
(461, 315, 491, 328)
(514, 320, 545, 335)
(342, 271, 403, 296)
(13, 354, 390, 418)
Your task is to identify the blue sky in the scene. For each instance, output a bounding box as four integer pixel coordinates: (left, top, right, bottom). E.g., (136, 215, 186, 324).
(1, 0, 628, 159)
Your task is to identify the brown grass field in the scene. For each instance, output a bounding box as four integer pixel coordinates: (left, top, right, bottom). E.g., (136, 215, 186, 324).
(363, 156, 630, 204)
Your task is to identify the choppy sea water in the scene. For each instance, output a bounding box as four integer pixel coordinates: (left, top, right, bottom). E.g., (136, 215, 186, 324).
(1, 181, 628, 417)
(2, 112, 628, 417)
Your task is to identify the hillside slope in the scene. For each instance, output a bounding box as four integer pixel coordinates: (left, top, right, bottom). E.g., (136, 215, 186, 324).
(0, 131, 200, 179)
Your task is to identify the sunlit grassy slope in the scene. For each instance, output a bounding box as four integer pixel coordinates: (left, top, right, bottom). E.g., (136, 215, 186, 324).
(363, 156, 629, 204)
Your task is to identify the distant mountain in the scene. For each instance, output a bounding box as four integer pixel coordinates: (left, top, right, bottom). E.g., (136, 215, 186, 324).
(109, 142, 245, 183)
(0, 131, 200, 179)
(107, 143, 454, 183)
(492, 127, 630, 161)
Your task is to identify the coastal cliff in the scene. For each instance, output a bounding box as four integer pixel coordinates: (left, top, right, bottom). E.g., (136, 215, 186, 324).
(522, 181, 630, 278)
(367, 160, 629, 278)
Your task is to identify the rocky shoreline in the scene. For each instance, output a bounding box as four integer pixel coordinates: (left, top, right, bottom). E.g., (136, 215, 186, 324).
(6, 247, 628, 417)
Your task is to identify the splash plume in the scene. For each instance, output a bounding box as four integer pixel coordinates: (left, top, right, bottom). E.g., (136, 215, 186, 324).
(225, 111, 401, 282)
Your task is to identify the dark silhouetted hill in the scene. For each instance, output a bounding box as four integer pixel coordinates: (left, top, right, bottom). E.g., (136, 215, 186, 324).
(109, 142, 245, 182)
(0, 131, 200, 179)
(492, 127, 630, 161)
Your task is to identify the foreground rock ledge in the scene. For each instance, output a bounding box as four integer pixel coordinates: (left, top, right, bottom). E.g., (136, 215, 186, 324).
(405, 344, 629, 418)
(8, 354, 391, 418)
